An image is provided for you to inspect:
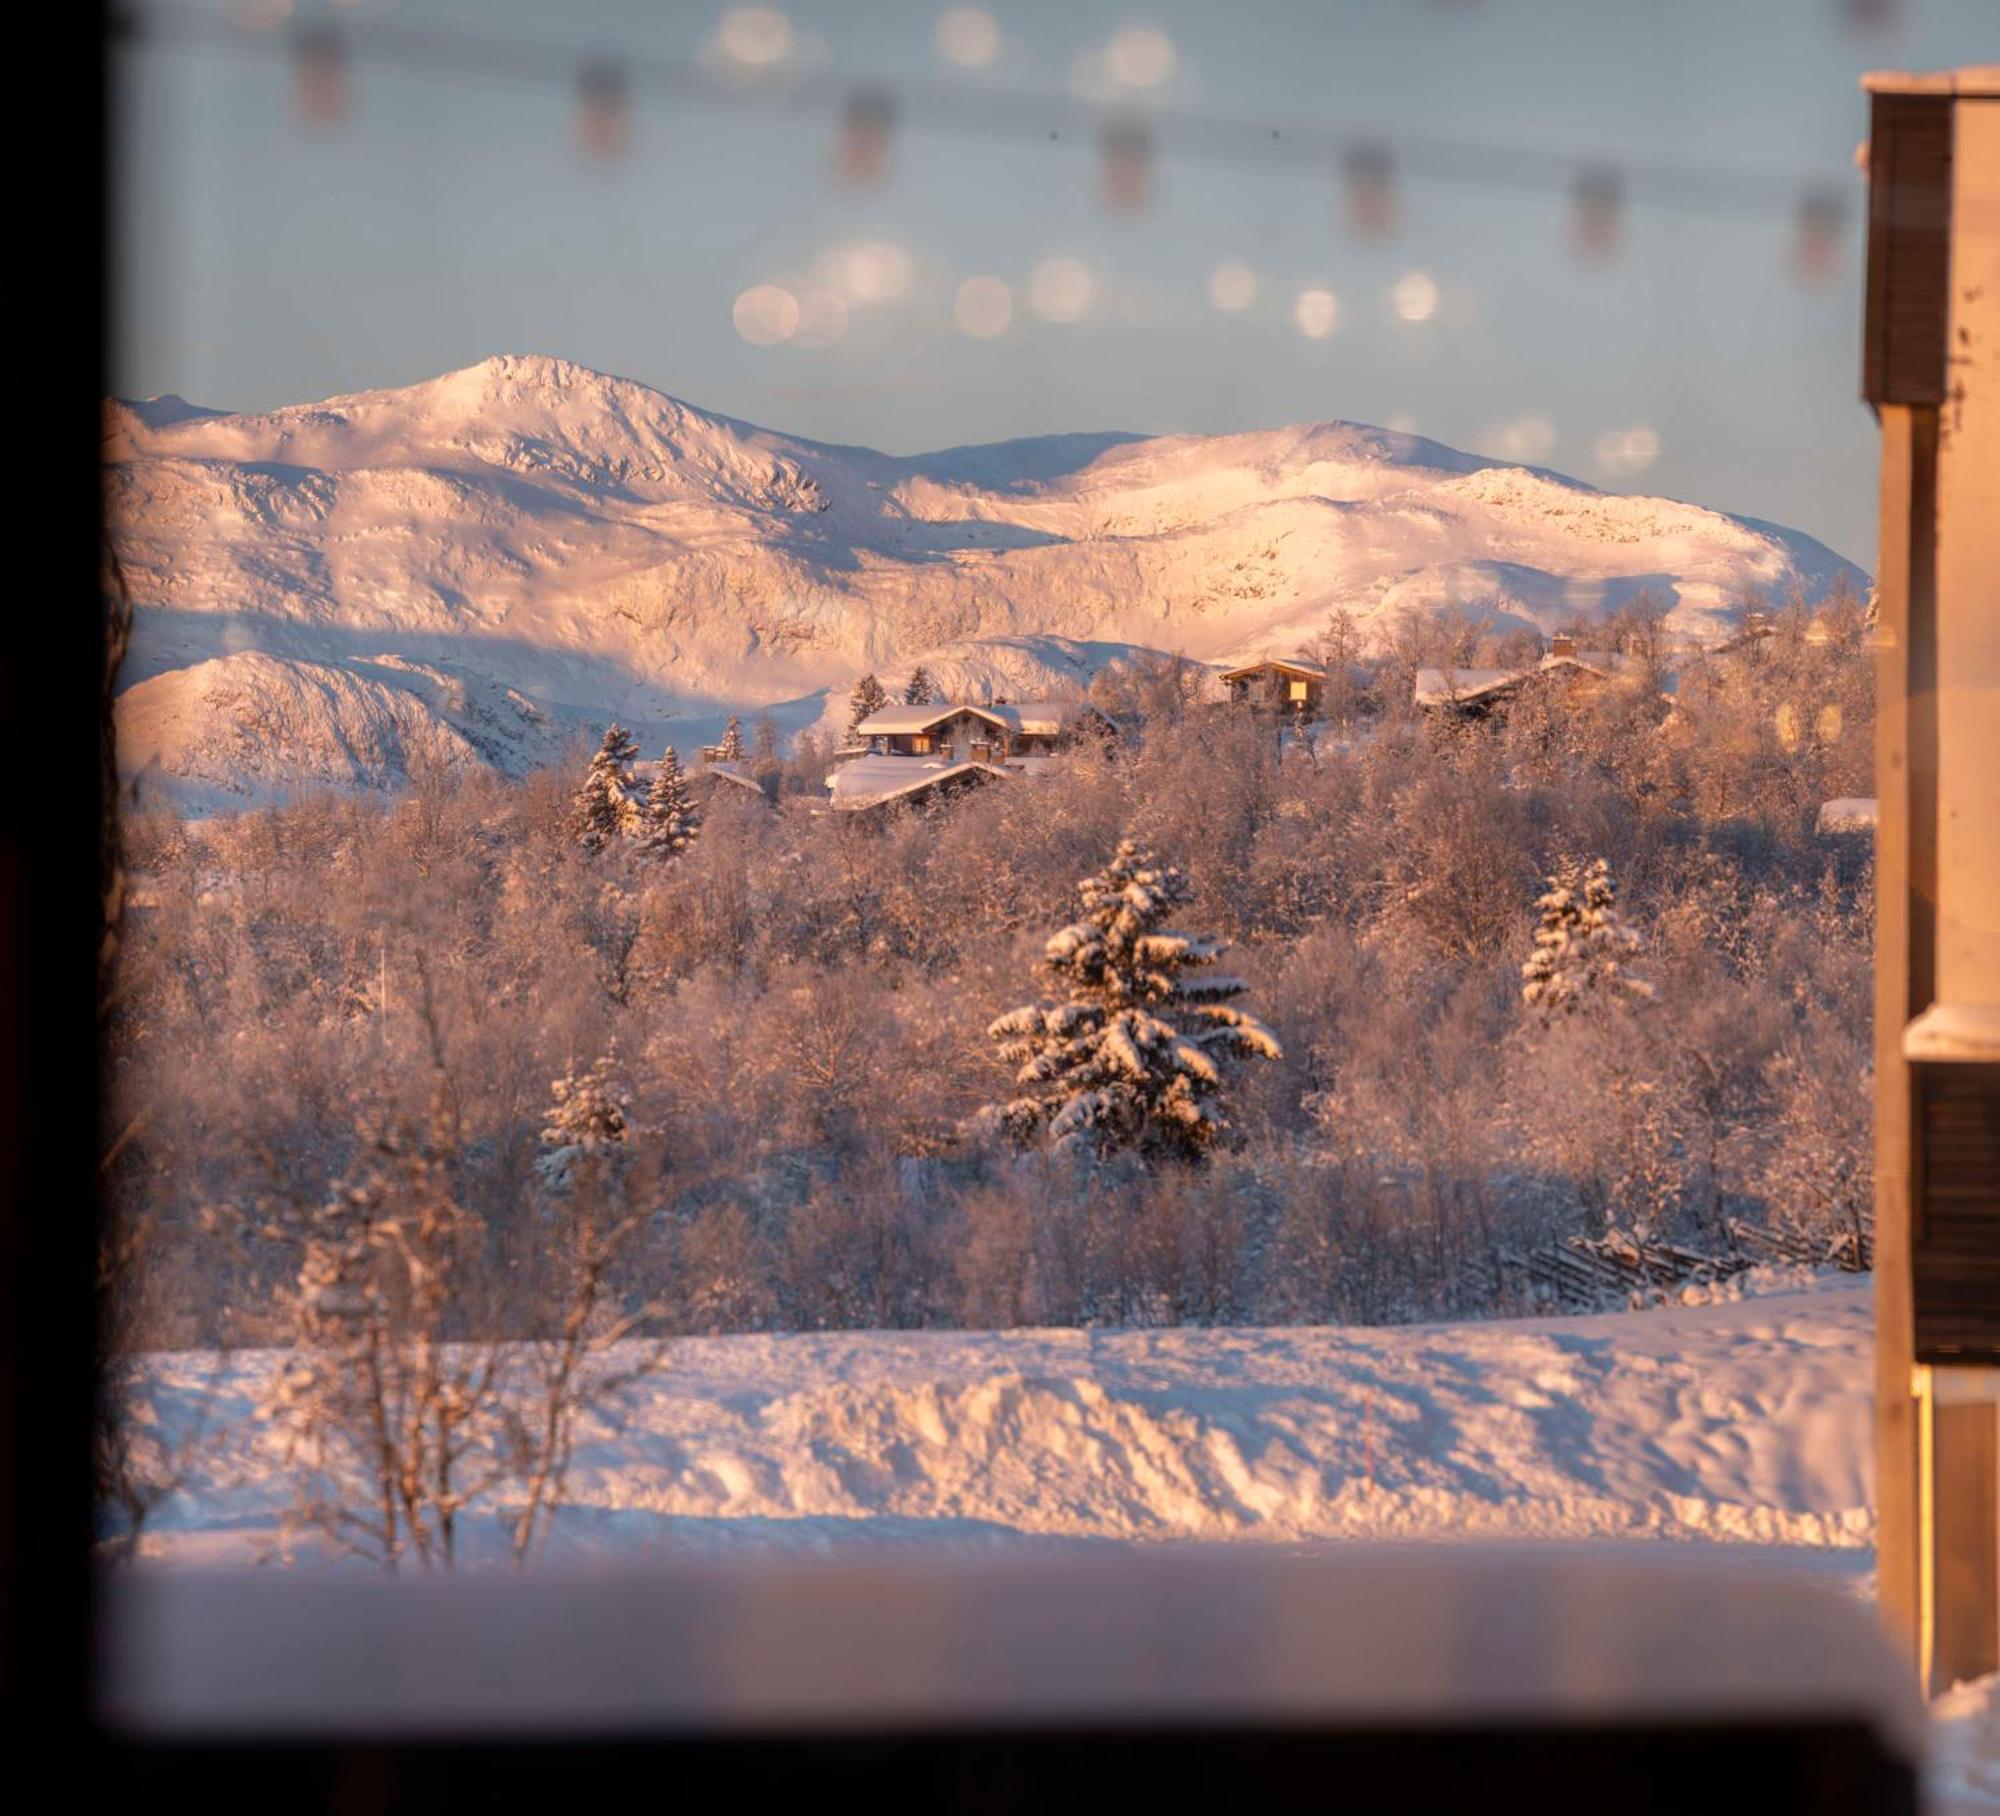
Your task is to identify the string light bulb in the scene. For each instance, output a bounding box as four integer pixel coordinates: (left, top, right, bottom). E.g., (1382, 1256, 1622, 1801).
(1342, 141, 1396, 239)
(290, 23, 349, 128)
(1839, 0, 1901, 35)
(574, 59, 630, 160)
(835, 86, 896, 189)
(1099, 114, 1153, 215)
(1570, 164, 1623, 264)
(1793, 186, 1847, 286)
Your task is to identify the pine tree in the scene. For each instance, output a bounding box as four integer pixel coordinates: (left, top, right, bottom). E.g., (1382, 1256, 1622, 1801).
(984, 837, 1281, 1162)
(751, 715, 781, 776)
(573, 725, 641, 852)
(903, 666, 935, 706)
(641, 744, 700, 859)
(716, 714, 747, 763)
(1521, 856, 1652, 1020)
(848, 674, 889, 735)
(537, 1046, 632, 1191)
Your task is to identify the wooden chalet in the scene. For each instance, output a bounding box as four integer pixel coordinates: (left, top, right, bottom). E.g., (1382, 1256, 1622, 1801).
(1219, 656, 1329, 717)
(851, 699, 1117, 764)
(827, 698, 1118, 818)
(1413, 634, 1635, 722)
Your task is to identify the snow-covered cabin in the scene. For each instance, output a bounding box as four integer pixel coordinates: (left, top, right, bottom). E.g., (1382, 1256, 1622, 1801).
(827, 699, 1117, 817)
(1414, 635, 1639, 721)
(824, 753, 1007, 817)
(1219, 657, 1329, 717)
(850, 700, 1116, 766)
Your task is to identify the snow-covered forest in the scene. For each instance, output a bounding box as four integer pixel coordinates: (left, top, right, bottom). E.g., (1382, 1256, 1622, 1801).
(100, 585, 1874, 1363)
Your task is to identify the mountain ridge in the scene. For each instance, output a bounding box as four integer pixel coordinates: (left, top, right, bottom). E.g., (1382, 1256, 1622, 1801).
(105, 354, 1865, 813)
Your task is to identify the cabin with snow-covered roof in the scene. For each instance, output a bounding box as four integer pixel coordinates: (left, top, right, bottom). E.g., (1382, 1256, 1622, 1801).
(824, 754, 1006, 817)
(851, 699, 1117, 766)
(1219, 657, 1328, 717)
(1414, 635, 1640, 721)
(827, 698, 1118, 818)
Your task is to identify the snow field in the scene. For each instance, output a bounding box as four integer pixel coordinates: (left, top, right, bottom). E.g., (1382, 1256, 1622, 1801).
(125, 1277, 1873, 1565)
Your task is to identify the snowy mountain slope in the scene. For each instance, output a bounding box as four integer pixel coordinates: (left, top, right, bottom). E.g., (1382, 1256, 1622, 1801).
(123, 1274, 1873, 1566)
(115, 652, 565, 817)
(105, 354, 1865, 810)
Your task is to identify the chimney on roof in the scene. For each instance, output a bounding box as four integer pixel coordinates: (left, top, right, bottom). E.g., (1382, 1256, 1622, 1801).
(994, 695, 1008, 705)
(1550, 632, 1576, 660)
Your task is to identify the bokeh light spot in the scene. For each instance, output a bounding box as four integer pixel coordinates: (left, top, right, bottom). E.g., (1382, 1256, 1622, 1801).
(733, 284, 800, 346)
(1208, 262, 1257, 312)
(1294, 287, 1340, 339)
(936, 7, 1001, 69)
(1029, 258, 1096, 323)
(954, 275, 1013, 338)
(1391, 270, 1439, 324)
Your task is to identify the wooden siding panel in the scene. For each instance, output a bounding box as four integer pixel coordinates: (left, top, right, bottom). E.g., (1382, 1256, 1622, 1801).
(1865, 94, 1954, 406)
(1913, 1062, 2000, 1361)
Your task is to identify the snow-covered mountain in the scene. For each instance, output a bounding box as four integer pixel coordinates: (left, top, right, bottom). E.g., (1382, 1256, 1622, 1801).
(105, 354, 1863, 811)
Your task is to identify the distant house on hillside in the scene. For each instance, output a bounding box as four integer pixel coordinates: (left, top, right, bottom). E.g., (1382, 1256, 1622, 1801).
(827, 699, 1118, 818)
(1709, 610, 1776, 657)
(1414, 634, 1641, 721)
(693, 758, 772, 805)
(825, 754, 1007, 818)
(852, 699, 1117, 764)
(1219, 657, 1328, 718)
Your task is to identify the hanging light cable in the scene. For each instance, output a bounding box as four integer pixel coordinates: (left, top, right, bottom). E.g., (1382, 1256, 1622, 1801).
(131, 1, 1864, 250)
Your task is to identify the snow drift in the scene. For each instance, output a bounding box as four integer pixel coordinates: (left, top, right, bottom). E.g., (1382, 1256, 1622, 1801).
(123, 1276, 1873, 1567)
(105, 354, 1864, 811)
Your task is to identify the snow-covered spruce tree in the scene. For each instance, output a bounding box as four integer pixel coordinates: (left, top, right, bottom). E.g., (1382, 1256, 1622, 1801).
(537, 1046, 631, 1193)
(984, 837, 1282, 1162)
(573, 724, 642, 852)
(903, 666, 935, 706)
(848, 673, 889, 735)
(716, 714, 747, 763)
(641, 744, 700, 860)
(1520, 856, 1652, 1020)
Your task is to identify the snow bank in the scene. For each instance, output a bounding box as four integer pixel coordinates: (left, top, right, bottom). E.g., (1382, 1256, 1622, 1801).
(124, 1278, 1875, 1567)
(1935, 1674, 2000, 1811)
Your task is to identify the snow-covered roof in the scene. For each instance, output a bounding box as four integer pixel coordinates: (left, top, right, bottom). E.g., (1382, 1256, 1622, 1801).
(854, 700, 1098, 739)
(853, 703, 1001, 736)
(1540, 649, 1623, 677)
(825, 754, 1005, 810)
(984, 699, 1099, 737)
(1413, 666, 1519, 707)
(1414, 650, 1633, 708)
(698, 760, 767, 795)
(1816, 796, 1878, 836)
(1219, 656, 1328, 682)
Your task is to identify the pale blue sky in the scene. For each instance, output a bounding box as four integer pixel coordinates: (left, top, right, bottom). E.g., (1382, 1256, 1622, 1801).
(113, 1, 2000, 567)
